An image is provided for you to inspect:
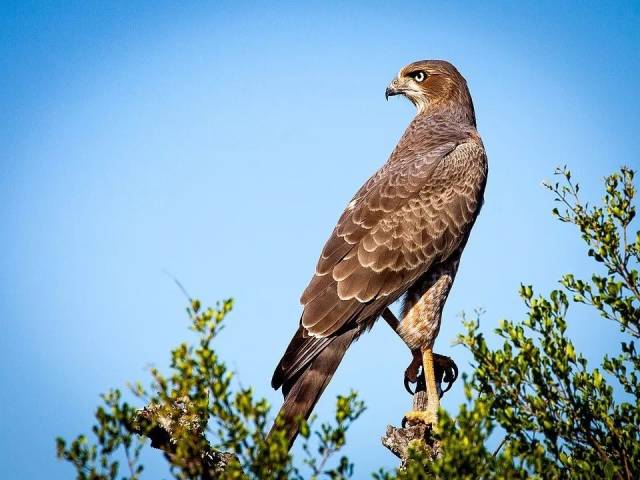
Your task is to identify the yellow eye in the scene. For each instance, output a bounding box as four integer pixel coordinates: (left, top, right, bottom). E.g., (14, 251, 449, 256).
(413, 71, 426, 82)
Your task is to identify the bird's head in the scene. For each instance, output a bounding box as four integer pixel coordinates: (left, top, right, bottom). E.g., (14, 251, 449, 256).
(385, 60, 474, 122)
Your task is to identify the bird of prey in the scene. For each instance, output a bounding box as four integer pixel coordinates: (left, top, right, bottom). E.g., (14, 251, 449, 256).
(271, 60, 488, 447)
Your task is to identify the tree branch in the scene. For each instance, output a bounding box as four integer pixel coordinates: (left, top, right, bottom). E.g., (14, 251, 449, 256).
(129, 400, 241, 479)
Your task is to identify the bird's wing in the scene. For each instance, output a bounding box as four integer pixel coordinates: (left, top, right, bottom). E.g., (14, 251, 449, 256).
(301, 139, 486, 333)
(273, 135, 486, 387)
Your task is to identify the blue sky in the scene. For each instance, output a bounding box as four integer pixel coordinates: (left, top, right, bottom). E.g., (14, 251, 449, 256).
(1, 1, 639, 478)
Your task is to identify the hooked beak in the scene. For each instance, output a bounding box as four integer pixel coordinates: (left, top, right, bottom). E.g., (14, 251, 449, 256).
(385, 78, 403, 101)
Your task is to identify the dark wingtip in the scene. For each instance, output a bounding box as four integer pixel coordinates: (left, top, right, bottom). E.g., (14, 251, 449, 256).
(271, 368, 283, 390)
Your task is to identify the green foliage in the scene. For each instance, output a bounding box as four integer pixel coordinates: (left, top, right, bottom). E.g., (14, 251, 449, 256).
(301, 392, 366, 480)
(58, 166, 640, 479)
(57, 299, 365, 479)
(56, 390, 144, 480)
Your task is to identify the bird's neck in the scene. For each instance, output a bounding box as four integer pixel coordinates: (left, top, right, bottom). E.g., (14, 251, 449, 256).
(418, 99, 476, 128)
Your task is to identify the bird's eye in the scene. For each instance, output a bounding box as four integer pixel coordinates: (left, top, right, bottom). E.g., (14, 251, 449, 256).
(412, 71, 426, 82)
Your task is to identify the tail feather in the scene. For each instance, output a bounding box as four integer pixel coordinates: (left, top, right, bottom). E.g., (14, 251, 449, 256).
(272, 325, 331, 393)
(269, 329, 357, 448)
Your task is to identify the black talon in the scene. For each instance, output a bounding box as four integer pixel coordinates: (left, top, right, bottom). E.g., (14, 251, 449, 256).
(404, 375, 415, 395)
(404, 366, 425, 395)
(433, 354, 459, 397)
(442, 360, 459, 394)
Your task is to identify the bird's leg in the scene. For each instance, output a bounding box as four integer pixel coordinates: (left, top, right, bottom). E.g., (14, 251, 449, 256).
(381, 307, 401, 330)
(382, 309, 423, 392)
(403, 347, 439, 429)
(382, 308, 458, 395)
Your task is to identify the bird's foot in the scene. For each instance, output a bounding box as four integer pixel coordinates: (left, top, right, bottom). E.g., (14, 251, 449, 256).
(403, 351, 459, 396)
(402, 409, 439, 431)
(433, 353, 459, 396)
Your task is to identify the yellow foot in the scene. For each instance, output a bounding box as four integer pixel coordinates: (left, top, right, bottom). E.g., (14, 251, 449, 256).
(403, 410, 438, 430)
(404, 351, 459, 396)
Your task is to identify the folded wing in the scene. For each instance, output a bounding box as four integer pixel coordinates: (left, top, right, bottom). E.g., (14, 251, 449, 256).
(273, 135, 487, 389)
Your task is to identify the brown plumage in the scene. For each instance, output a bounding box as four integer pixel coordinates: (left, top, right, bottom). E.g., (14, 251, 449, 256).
(271, 60, 488, 447)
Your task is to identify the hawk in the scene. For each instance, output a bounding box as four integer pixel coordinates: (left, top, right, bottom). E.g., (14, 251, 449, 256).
(271, 60, 488, 447)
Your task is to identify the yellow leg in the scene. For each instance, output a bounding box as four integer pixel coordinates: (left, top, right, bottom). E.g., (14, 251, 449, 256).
(403, 347, 439, 429)
(423, 348, 440, 422)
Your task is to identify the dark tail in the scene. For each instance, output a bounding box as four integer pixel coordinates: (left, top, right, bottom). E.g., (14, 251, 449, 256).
(269, 328, 357, 449)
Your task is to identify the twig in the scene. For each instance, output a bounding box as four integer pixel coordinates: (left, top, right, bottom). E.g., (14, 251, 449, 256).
(492, 437, 507, 456)
(162, 269, 192, 300)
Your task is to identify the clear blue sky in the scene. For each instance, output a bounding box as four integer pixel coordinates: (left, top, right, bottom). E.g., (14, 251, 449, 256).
(1, 1, 639, 478)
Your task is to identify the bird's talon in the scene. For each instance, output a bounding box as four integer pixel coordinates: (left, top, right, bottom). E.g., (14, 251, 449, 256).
(403, 371, 423, 395)
(403, 376, 415, 395)
(403, 350, 423, 394)
(432, 353, 459, 396)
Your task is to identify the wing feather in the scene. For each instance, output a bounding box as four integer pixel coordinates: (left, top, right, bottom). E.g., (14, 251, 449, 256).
(277, 121, 487, 391)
